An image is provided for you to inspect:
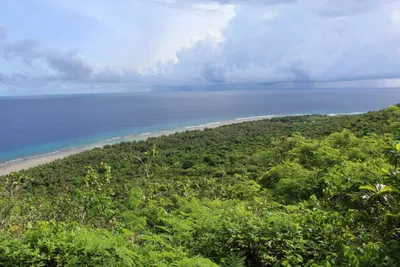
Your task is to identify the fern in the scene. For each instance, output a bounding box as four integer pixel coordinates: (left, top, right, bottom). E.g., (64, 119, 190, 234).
(221, 252, 246, 267)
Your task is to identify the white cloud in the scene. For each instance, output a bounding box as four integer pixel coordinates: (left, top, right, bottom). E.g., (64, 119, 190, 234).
(149, 0, 400, 85)
(2, 0, 400, 95)
(392, 10, 400, 25)
(42, 0, 234, 67)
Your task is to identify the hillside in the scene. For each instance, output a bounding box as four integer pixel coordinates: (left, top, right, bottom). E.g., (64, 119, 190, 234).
(1, 105, 400, 266)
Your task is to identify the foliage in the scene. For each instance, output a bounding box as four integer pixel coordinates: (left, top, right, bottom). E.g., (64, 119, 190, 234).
(1, 104, 400, 266)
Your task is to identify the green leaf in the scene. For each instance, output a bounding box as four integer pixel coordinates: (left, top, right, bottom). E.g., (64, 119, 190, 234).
(381, 168, 391, 176)
(378, 185, 399, 194)
(396, 142, 400, 151)
(359, 185, 377, 193)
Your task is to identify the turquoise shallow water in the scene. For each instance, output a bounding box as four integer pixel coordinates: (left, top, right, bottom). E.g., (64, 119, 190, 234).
(0, 114, 268, 163)
(1, 88, 399, 163)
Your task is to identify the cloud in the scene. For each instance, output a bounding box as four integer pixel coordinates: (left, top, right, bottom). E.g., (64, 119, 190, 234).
(145, 0, 297, 7)
(91, 67, 145, 83)
(0, 28, 94, 81)
(150, 1, 400, 85)
(0, 25, 7, 42)
(315, 0, 397, 16)
(193, 0, 297, 5)
(43, 50, 93, 80)
(2, 0, 400, 95)
(0, 25, 147, 87)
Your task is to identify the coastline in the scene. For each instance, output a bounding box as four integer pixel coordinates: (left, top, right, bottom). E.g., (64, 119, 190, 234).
(0, 112, 359, 176)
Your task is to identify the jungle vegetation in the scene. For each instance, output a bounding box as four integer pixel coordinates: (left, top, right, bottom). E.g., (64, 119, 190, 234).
(1, 105, 400, 266)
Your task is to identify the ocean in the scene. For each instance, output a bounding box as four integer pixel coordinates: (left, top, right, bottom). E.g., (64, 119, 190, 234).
(1, 88, 400, 163)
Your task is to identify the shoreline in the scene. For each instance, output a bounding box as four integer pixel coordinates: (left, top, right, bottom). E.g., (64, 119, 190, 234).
(0, 112, 361, 176)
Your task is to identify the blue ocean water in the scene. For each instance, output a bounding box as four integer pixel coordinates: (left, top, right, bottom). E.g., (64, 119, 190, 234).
(1, 88, 400, 163)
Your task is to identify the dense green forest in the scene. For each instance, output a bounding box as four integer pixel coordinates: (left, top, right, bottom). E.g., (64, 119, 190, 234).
(1, 105, 400, 266)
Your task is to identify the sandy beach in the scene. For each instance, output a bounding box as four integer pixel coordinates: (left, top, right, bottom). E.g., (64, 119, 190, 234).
(0, 114, 305, 176)
(0, 148, 88, 176)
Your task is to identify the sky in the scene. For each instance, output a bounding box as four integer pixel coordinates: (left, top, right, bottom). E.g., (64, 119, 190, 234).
(1, 0, 400, 95)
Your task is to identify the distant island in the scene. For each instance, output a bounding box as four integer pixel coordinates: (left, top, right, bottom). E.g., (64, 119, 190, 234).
(0, 105, 400, 266)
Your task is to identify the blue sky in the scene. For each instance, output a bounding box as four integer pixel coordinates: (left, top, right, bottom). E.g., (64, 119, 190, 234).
(1, 0, 400, 95)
